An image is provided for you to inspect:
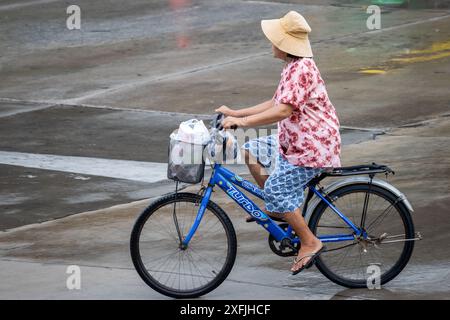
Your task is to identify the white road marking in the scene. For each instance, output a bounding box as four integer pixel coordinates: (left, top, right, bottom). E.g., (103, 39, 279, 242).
(0, 151, 168, 183)
(367, 14, 450, 35)
(0, 102, 54, 118)
(0, 97, 386, 133)
(0, 97, 211, 118)
(65, 52, 268, 104)
(0, 0, 59, 11)
(67, 14, 450, 104)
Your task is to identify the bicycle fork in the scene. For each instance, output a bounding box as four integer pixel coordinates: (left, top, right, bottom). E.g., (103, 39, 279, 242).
(181, 186, 214, 247)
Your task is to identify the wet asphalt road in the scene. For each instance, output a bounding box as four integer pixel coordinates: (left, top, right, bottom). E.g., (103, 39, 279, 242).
(0, 0, 449, 299)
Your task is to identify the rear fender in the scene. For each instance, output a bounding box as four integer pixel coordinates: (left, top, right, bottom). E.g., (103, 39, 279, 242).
(304, 177, 414, 221)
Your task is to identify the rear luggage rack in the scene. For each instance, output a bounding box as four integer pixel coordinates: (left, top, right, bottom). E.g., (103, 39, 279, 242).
(325, 163, 395, 177)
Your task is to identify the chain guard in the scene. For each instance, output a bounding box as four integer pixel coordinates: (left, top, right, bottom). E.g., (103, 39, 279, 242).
(268, 223, 300, 257)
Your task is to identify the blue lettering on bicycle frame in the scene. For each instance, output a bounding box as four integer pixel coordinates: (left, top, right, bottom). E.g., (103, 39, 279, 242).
(241, 180, 265, 198)
(225, 183, 267, 221)
(230, 174, 265, 199)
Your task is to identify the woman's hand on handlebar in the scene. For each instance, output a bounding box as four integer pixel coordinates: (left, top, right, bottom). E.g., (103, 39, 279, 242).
(215, 105, 237, 117)
(222, 116, 247, 130)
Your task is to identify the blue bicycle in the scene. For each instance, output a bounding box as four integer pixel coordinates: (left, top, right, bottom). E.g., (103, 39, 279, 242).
(130, 115, 420, 298)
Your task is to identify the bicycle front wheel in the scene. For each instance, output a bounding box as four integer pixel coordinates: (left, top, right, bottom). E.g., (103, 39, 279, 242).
(130, 192, 237, 298)
(309, 183, 415, 288)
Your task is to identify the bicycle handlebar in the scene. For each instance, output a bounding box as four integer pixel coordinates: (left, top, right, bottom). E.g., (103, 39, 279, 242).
(211, 113, 238, 131)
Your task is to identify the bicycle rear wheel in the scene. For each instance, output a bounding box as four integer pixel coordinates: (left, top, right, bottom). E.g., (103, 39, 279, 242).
(309, 183, 415, 288)
(130, 192, 237, 298)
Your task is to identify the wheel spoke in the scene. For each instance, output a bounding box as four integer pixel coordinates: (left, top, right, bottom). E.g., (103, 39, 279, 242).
(312, 185, 414, 286)
(130, 195, 235, 297)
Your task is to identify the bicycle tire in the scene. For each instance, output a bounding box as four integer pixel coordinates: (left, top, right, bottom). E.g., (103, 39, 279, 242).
(309, 183, 415, 288)
(130, 192, 237, 298)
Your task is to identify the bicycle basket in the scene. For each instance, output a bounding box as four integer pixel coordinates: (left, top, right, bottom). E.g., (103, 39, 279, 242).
(167, 131, 206, 184)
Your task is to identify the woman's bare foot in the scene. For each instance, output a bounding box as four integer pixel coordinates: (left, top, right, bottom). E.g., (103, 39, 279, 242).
(291, 237, 323, 273)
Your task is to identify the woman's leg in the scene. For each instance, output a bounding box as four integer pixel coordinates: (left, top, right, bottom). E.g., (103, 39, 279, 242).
(282, 209, 323, 272)
(241, 134, 277, 188)
(243, 150, 283, 222)
(263, 156, 324, 272)
(243, 149, 268, 188)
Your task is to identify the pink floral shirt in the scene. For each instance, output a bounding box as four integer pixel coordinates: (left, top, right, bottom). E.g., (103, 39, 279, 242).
(273, 57, 341, 168)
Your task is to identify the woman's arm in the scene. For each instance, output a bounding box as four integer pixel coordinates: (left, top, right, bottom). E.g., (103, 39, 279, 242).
(222, 103, 293, 129)
(233, 98, 274, 117)
(216, 98, 274, 117)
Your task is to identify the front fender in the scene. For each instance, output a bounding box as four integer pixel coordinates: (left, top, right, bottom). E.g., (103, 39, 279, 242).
(304, 176, 414, 221)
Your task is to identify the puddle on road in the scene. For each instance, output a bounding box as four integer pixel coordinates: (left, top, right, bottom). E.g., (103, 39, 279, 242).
(359, 40, 450, 75)
(341, 127, 385, 144)
(272, 260, 450, 299)
(374, 0, 450, 9)
(0, 193, 32, 206)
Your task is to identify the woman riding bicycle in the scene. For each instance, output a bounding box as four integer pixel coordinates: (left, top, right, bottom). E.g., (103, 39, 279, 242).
(216, 11, 341, 275)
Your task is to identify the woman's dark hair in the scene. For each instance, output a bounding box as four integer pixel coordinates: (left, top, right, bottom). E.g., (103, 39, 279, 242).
(287, 53, 301, 59)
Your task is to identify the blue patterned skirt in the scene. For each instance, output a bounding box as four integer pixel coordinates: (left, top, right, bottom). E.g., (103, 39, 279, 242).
(242, 134, 323, 213)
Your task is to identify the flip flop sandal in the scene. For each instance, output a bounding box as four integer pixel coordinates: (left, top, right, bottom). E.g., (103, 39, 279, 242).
(291, 246, 326, 276)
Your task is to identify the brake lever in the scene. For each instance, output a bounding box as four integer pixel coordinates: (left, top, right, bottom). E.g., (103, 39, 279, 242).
(220, 123, 238, 130)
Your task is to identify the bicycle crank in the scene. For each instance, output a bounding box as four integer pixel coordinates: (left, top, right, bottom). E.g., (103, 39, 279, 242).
(268, 223, 300, 257)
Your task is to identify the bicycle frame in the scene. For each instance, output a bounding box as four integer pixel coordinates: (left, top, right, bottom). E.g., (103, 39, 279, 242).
(182, 163, 363, 247)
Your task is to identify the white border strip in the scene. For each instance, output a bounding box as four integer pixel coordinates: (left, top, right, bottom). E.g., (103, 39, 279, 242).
(0, 151, 168, 183)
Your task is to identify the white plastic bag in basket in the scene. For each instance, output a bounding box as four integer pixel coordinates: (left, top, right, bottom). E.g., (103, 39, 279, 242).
(171, 119, 210, 145)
